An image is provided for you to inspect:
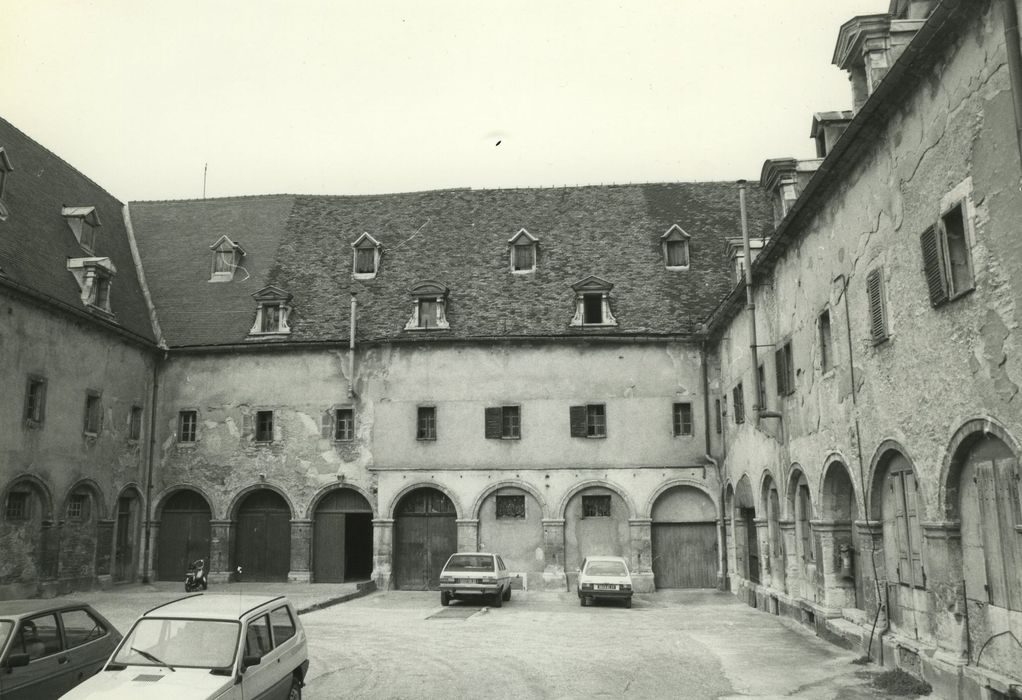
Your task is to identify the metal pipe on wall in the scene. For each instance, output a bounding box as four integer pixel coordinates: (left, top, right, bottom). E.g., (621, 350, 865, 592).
(349, 292, 357, 398)
(1001, 0, 1022, 184)
(738, 181, 765, 422)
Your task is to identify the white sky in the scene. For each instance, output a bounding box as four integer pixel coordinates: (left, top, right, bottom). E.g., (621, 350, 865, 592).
(1, 1, 889, 202)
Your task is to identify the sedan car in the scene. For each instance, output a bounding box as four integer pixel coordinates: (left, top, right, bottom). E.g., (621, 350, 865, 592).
(0, 600, 121, 700)
(577, 555, 634, 608)
(438, 552, 512, 607)
(62, 593, 308, 699)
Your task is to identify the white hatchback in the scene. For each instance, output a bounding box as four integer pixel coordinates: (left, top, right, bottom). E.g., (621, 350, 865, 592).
(61, 593, 308, 700)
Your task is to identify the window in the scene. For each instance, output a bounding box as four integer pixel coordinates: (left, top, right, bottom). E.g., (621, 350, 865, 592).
(84, 391, 102, 435)
(67, 493, 89, 520)
(209, 235, 246, 282)
(62, 206, 102, 253)
(245, 615, 273, 660)
(249, 286, 292, 336)
(269, 606, 296, 645)
(485, 406, 520, 439)
(921, 203, 975, 306)
(672, 403, 693, 436)
(178, 410, 197, 443)
(417, 406, 436, 440)
(255, 411, 274, 442)
(5, 491, 28, 520)
(508, 228, 538, 273)
(714, 398, 722, 434)
(866, 267, 888, 344)
(570, 276, 617, 327)
(66, 257, 116, 315)
(352, 233, 381, 279)
(756, 364, 766, 411)
(496, 495, 526, 519)
(732, 383, 745, 424)
(661, 224, 691, 270)
(405, 281, 450, 330)
(61, 609, 107, 649)
(24, 376, 46, 425)
(129, 405, 143, 441)
(261, 304, 281, 332)
(18, 614, 59, 661)
(334, 408, 354, 441)
(797, 484, 814, 564)
(570, 404, 606, 438)
(819, 308, 834, 372)
(582, 495, 611, 517)
(775, 341, 795, 396)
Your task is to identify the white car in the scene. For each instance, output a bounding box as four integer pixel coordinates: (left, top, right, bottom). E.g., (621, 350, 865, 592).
(438, 552, 512, 607)
(577, 556, 634, 608)
(61, 594, 308, 699)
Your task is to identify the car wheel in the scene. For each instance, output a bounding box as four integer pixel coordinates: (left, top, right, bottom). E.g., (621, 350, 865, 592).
(440, 591, 451, 607)
(288, 676, 302, 700)
(502, 585, 511, 602)
(492, 591, 503, 608)
(625, 597, 632, 609)
(581, 596, 589, 607)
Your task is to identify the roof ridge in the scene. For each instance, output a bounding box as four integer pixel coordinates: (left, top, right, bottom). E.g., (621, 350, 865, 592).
(130, 193, 299, 204)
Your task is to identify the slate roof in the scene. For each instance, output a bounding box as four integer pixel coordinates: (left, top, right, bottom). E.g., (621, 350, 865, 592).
(0, 118, 156, 344)
(130, 183, 771, 349)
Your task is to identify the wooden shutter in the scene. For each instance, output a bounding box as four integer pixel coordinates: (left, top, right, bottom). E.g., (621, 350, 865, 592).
(890, 475, 911, 585)
(320, 410, 333, 439)
(903, 471, 925, 588)
(242, 412, 255, 441)
(976, 459, 1007, 606)
(569, 406, 587, 437)
(919, 225, 949, 307)
(484, 407, 502, 439)
(993, 458, 1022, 610)
(866, 268, 888, 343)
(774, 348, 786, 396)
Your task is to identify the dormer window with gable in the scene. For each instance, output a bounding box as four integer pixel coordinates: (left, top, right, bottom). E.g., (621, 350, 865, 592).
(249, 286, 292, 336)
(62, 206, 102, 253)
(352, 233, 381, 279)
(0, 147, 13, 222)
(66, 257, 117, 316)
(209, 235, 246, 282)
(404, 281, 450, 330)
(508, 228, 538, 274)
(661, 225, 691, 270)
(570, 276, 617, 327)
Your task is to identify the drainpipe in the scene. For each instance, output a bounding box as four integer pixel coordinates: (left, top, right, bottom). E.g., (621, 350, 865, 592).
(1001, 0, 1022, 185)
(701, 341, 712, 461)
(348, 293, 357, 398)
(141, 351, 163, 583)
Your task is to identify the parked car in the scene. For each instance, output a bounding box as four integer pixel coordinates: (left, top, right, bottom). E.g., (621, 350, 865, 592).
(438, 552, 512, 607)
(577, 555, 634, 608)
(61, 593, 308, 699)
(0, 599, 122, 700)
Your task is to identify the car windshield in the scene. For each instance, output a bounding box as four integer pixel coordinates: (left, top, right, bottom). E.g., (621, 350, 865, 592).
(444, 555, 494, 571)
(113, 618, 240, 669)
(585, 561, 628, 576)
(0, 621, 11, 650)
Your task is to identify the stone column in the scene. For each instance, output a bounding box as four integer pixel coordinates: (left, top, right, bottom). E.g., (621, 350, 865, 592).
(779, 519, 801, 599)
(855, 519, 887, 627)
(811, 519, 855, 613)
(208, 520, 234, 583)
(373, 519, 394, 590)
(144, 520, 160, 583)
(922, 521, 967, 664)
(456, 519, 480, 552)
(40, 519, 60, 583)
(629, 518, 654, 593)
(754, 518, 771, 587)
(95, 519, 115, 586)
(541, 518, 566, 591)
(722, 517, 735, 590)
(288, 518, 313, 583)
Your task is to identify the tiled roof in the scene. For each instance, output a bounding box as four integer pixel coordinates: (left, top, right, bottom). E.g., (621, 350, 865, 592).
(0, 118, 156, 344)
(130, 182, 772, 348)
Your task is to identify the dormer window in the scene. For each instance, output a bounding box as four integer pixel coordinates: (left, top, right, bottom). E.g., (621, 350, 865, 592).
(404, 281, 450, 330)
(661, 225, 691, 270)
(0, 147, 13, 222)
(570, 276, 617, 327)
(62, 206, 102, 253)
(209, 235, 246, 282)
(508, 228, 538, 274)
(249, 286, 292, 336)
(352, 233, 382, 279)
(66, 257, 116, 315)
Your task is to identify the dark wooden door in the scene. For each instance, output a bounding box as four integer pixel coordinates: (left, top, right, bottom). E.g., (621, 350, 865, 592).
(394, 489, 456, 590)
(114, 496, 134, 582)
(235, 491, 290, 582)
(314, 512, 346, 583)
(742, 507, 760, 583)
(157, 491, 211, 580)
(651, 522, 717, 588)
(313, 489, 373, 583)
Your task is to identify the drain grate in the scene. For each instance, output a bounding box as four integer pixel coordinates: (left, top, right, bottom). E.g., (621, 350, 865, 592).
(427, 606, 483, 620)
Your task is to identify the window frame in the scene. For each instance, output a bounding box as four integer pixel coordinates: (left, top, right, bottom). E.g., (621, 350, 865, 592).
(249, 286, 293, 336)
(672, 402, 693, 437)
(254, 410, 275, 444)
(128, 405, 143, 442)
(67, 493, 89, 521)
(416, 405, 437, 441)
(485, 405, 521, 440)
(775, 341, 795, 396)
(333, 407, 354, 442)
(508, 229, 539, 274)
(581, 494, 612, 518)
(495, 494, 527, 519)
(819, 307, 834, 373)
(732, 383, 745, 425)
(569, 277, 617, 328)
(83, 390, 103, 436)
(178, 409, 198, 444)
(5, 491, 30, 520)
(351, 233, 382, 280)
(404, 282, 450, 331)
(660, 224, 691, 271)
(24, 375, 47, 426)
(866, 267, 889, 345)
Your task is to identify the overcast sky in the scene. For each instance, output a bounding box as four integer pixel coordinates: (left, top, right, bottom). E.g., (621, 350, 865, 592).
(2, 1, 889, 202)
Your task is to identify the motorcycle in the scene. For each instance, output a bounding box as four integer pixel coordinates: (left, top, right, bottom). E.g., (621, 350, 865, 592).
(184, 558, 208, 592)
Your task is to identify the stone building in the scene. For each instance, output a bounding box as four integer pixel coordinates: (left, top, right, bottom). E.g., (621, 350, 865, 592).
(707, 0, 1022, 696)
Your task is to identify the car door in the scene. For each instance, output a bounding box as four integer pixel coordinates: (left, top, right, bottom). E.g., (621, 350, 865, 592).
(1, 613, 73, 700)
(497, 556, 510, 592)
(59, 608, 116, 689)
(240, 612, 291, 699)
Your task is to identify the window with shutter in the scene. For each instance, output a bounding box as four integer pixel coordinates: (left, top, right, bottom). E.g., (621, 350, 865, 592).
(129, 405, 142, 441)
(941, 204, 974, 299)
(512, 244, 535, 272)
(714, 398, 722, 434)
(919, 225, 949, 307)
(334, 408, 354, 441)
(775, 348, 786, 397)
(866, 268, 888, 344)
(484, 407, 503, 439)
(352, 233, 382, 279)
(732, 384, 745, 424)
(355, 247, 376, 275)
(24, 376, 46, 425)
(756, 365, 766, 410)
(569, 405, 588, 438)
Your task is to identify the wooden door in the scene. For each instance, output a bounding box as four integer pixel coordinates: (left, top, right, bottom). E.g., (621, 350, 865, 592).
(651, 522, 717, 588)
(394, 489, 456, 590)
(157, 491, 210, 580)
(313, 512, 346, 583)
(313, 489, 373, 583)
(235, 491, 290, 582)
(742, 508, 760, 583)
(114, 496, 134, 582)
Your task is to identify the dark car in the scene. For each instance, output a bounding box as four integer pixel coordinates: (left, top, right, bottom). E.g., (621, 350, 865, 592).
(0, 600, 122, 699)
(438, 552, 512, 607)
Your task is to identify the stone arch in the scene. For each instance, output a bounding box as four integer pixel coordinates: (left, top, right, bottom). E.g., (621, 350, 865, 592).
(758, 469, 778, 514)
(227, 482, 297, 520)
(821, 458, 859, 522)
(387, 482, 464, 520)
(785, 464, 809, 519)
(153, 484, 217, 520)
(471, 480, 548, 520)
(60, 478, 108, 520)
(645, 478, 717, 520)
(556, 479, 637, 520)
(734, 474, 755, 512)
(306, 482, 377, 519)
(866, 440, 921, 520)
(116, 483, 144, 502)
(2, 473, 54, 520)
(940, 416, 1022, 520)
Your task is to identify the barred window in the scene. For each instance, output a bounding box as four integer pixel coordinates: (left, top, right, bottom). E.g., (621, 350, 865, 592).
(582, 495, 611, 517)
(67, 494, 89, 521)
(496, 495, 526, 519)
(5, 491, 28, 520)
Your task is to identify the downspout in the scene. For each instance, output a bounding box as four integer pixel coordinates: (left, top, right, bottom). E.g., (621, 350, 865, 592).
(349, 292, 357, 398)
(701, 341, 712, 462)
(1000, 0, 1022, 185)
(738, 181, 764, 424)
(141, 352, 163, 583)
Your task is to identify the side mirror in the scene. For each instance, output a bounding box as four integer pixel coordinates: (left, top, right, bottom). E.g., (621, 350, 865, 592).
(241, 654, 262, 670)
(5, 653, 30, 669)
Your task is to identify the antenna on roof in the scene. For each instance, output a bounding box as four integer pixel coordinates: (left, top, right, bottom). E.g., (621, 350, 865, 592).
(203, 163, 208, 199)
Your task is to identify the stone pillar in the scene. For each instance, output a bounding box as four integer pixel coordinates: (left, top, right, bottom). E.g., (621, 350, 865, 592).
(288, 518, 313, 583)
(922, 521, 967, 664)
(779, 519, 801, 599)
(855, 519, 887, 628)
(95, 519, 115, 587)
(373, 519, 394, 590)
(40, 519, 60, 581)
(209, 520, 234, 583)
(541, 519, 566, 591)
(722, 516, 735, 589)
(754, 518, 771, 586)
(811, 519, 856, 613)
(144, 521, 160, 583)
(629, 518, 654, 593)
(457, 519, 480, 552)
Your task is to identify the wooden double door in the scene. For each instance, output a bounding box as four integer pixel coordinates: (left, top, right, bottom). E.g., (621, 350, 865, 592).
(313, 489, 374, 583)
(235, 490, 291, 582)
(393, 488, 456, 590)
(157, 490, 211, 580)
(651, 522, 718, 588)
